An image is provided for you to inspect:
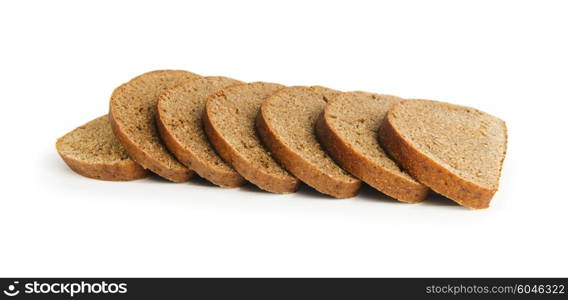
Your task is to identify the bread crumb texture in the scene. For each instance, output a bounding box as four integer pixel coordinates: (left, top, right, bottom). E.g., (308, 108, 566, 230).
(318, 92, 429, 203)
(326, 92, 405, 175)
(109, 70, 200, 182)
(157, 76, 245, 187)
(56, 115, 148, 180)
(258, 86, 360, 198)
(205, 82, 299, 193)
(381, 99, 507, 208)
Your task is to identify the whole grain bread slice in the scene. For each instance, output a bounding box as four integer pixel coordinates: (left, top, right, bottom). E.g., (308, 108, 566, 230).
(156, 76, 245, 187)
(109, 70, 200, 182)
(203, 82, 300, 193)
(257, 86, 361, 198)
(378, 99, 507, 209)
(56, 115, 148, 181)
(316, 92, 429, 203)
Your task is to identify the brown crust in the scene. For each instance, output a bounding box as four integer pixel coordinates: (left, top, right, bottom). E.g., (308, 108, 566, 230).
(108, 70, 196, 183)
(56, 139, 148, 181)
(203, 103, 299, 193)
(155, 104, 245, 187)
(378, 106, 505, 209)
(316, 113, 429, 203)
(108, 110, 193, 182)
(256, 104, 360, 198)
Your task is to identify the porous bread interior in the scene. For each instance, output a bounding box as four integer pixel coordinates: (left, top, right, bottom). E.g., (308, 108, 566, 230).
(326, 92, 416, 181)
(309, 86, 342, 102)
(57, 115, 130, 163)
(207, 82, 291, 177)
(264, 87, 357, 181)
(158, 76, 241, 171)
(390, 100, 507, 189)
(111, 70, 199, 168)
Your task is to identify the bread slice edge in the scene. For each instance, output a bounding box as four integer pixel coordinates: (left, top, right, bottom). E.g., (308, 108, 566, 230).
(55, 116, 148, 181)
(108, 108, 193, 182)
(202, 98, 300, 193)
(316, 111, 429, 203)
(256, 101, 360, 198)
(378, 105, 505, 209)
(155, 102, 245, 187)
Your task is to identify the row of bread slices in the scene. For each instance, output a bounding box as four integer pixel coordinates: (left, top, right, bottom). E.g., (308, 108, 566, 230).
(56, 70, 507, 209)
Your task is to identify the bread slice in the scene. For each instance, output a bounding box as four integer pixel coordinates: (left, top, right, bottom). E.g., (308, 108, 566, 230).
(378, 99, 507, 209)
(109, 70, 200, 182)
(156, 76, 245, 187)
(316, 92, 429, 203)
(203, 82, 300, 193)
(257, 86, 361, 198)
(56, 115, 148, 181)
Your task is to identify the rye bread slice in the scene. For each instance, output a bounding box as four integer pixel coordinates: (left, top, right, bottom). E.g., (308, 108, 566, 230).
(257, 86, 361, 198)
(316, 92, 429, 203)
(156, 76, 245, 187)
(203, 82, 300, 193)
(109, 70, 200, 182)
(379, 99, 507, 209)
(56, 115, 148, 181)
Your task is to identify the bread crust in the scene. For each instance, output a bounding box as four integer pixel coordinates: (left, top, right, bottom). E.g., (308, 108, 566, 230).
(203, 102, 299, 193)
(156, 102, 245, 187)
(108, 70, 197, 182)
(316, 111, 428, 203)
(256, 102, 360, 198)
(378, 102, 507, 209)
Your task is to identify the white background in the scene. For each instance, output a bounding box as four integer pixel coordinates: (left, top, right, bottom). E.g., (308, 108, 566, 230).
(1, 0, 566, 277)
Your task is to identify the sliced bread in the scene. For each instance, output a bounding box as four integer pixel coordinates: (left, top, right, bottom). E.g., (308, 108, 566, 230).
(378, 99, 507, 209)
(257, 86, 361, 198)
(316, 92, 429, 203)
(109, 70, 200, 182)
(56, 115, 148, 181)
(156, 76, 245, 187)
(203, 82, 300, 193)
